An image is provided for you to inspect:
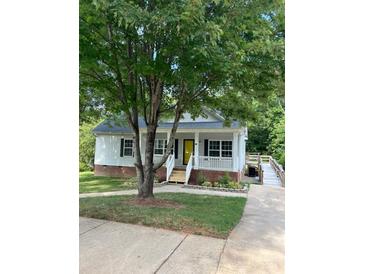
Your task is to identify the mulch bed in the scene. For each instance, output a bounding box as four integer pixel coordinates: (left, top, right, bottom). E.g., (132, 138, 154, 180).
(122, 198, 185, 209)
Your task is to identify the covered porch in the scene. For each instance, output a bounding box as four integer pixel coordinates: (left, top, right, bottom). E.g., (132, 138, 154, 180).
(139, 130, 246, 183)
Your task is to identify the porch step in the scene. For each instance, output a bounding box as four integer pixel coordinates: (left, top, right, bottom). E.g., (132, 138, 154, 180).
(168, 169, 186, 183)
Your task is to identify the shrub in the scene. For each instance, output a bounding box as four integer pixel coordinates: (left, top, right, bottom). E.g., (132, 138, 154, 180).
(79, 162, 91, 172)
(218, 172, 231, 188)
(227, 181, 243, 189)
(202, 181, 212, 187)
(196, 171, 207, 185)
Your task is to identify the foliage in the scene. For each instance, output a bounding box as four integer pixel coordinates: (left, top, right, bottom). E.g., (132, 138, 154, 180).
(268, 116, 285, 166)
(79, 171, 137, 193)
(217, 172, 232, 188)
(79, 120, 100, 171)
(227, 181, 243, 189)
(246, 94, 285, 166)
(79, 86, 107, 124)
(197, 172, 207, 185)
(80, 193, 247, 238)
(202, 181, 213, 187)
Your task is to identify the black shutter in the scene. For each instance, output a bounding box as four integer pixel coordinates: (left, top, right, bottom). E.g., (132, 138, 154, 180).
(174, 139, 179, 159)
(120, 138, 124, 157)
(204, 139, 208, 156)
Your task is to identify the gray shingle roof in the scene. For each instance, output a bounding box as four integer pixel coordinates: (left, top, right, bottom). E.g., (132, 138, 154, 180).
(93, 119, 242, 134)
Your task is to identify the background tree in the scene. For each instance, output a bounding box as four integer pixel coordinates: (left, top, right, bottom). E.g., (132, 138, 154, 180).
(80, 0, 284, 198)
(246, 93, 285, 166)
(79, 119, 101, 171)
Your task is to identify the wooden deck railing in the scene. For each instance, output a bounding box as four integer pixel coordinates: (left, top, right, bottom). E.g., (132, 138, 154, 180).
(269, 157, 285, 187)
(246, 153, 285, 187)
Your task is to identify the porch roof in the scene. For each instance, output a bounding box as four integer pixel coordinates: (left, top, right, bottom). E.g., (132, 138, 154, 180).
(93, 118, 242, 134)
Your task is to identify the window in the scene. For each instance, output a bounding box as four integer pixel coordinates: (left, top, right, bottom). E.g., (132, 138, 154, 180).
(221, 141, 232, 157)
(209, 140, 220, 157)
(208, 140, 232, 157)
(154, 139, 167, 155)
(124, 139, 133, 156)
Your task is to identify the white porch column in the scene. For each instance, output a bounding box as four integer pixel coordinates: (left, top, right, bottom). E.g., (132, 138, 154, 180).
(166, 131, 171, 158)
(194, 132, 199, 169)
(232, 132, 239, 171)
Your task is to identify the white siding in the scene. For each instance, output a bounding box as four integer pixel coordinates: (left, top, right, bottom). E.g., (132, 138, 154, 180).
(94, 134, 135, 166)
(94, 130, 247, 172)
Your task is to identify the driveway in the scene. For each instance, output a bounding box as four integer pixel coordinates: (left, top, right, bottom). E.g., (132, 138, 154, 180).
(80, 184, 284, 274)
(217, 184, 285, 273)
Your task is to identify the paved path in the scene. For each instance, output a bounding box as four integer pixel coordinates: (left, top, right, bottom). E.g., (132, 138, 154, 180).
(80, 184, 284, 274)
(80, 217, 225, 274)
(261, 163, 281, 187)
(217, 184, 285, 274)
(79, 184, 247, 198)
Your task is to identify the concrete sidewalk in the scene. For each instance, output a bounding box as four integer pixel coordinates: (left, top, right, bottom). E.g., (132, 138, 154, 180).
(79, 184, 247, 198)
(217, 184, 285, 274)
(80, 217, 225, 274)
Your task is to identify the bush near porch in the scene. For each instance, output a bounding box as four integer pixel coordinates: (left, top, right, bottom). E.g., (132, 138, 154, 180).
(196, 172, 243, 189)
(79, 193, 246, 238)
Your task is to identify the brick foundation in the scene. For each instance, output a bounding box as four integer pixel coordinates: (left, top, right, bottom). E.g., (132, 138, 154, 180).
(94, 165, 241, 184)
(188, 169, 240, 185)
(94, 165, 167, 182)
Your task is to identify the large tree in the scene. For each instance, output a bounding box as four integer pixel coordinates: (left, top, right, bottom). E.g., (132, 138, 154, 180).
(80, 0, 284, 198)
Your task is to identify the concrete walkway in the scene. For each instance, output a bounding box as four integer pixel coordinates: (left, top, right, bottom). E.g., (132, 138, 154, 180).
(217, 184, 285, 274)
(79, 184, 247, 198)
(80, 217, 225, 274)
(80, 184, 284, 274)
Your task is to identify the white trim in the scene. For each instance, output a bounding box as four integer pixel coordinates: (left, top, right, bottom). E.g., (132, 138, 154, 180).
(123, 138, 134, 157)
(154, 139, 167, 156)
(194, 132, 199, 169)
(94, 127, 245, 136)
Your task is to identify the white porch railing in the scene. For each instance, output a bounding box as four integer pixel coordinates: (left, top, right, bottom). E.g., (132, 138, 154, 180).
(197, 156, 233, 171)
(185, 154, 193, 184)
(165, 154, 175, 181)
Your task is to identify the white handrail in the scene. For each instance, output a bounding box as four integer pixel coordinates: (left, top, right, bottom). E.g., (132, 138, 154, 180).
(185, 154, 193, 184)
(166, 154, 175, 181)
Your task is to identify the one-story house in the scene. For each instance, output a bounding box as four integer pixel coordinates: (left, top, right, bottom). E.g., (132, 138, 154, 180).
(92, 109, 248, 184)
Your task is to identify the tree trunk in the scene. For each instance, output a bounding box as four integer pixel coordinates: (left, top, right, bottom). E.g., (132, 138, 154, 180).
(138, 123, 157, 198)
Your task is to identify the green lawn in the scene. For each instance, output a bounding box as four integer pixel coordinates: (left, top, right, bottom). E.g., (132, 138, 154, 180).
(79, 193, 246, 238)
(79, 171, 138, 193)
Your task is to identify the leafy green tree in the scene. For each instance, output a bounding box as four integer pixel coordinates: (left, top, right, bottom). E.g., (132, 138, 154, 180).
(246, 94, 284, 165)
(268, 115, 285, 166)
(79, 120, 100, 171)
(80, 0, 284, 197)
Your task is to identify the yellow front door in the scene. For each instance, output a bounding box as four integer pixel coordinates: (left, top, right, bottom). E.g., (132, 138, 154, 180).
(183, 139, 194, 165)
